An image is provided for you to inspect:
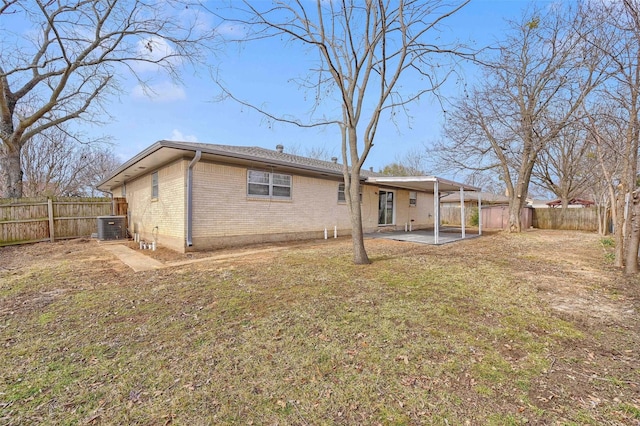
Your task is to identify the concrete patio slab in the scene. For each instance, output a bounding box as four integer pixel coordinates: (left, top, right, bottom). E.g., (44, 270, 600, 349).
(100, 242, 300, 272)
(100, 243, 164, 272)
(366, 229, 480, 245)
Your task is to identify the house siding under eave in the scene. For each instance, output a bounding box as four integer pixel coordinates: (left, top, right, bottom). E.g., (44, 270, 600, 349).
(99, 141, 471, 252)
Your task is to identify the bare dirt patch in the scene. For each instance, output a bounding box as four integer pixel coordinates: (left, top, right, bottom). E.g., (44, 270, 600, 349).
(499, 230, 636, 324)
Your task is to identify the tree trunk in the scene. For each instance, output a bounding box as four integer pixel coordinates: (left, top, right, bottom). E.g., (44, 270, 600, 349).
(559, 196, 569, 227)
(508, 202, 521, 232)
(614, 188, 626, 267)
(624, 190, 640, 274)
(508, 194, 527, 232)
(508, 151, 536, 233)
(0, 147, 23, 198)
(348, 171, 370, 265)
(350, 207, 370, 265)
(596, 203, 608, 236)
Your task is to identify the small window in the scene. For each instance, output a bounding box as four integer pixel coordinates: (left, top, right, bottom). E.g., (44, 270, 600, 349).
(248, 170, 270, 196)
(248, 170, 291, 198)
(272, 173, 292, 198)
(151, 171, 158, 199)
(338, 183, 346, 202)
(338, 183, 362, 203)
(409, 191, 417, 207)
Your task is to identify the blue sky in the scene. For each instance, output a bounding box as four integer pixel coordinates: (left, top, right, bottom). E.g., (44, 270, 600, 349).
(40, 1, 550, 174)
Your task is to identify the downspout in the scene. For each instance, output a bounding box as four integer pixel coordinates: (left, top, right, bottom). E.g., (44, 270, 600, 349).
(186, 150, 202, 247)
(434, 180, 439, 244)
(105, 191, 114, 215)
(478, 192, 482, 235)
(460, 186, 465, 239)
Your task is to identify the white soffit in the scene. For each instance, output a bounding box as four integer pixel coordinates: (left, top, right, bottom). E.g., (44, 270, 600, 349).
(366, 176, 480, 193)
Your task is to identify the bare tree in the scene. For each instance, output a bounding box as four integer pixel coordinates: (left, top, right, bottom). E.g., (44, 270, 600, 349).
(579, 0, 640, 273)
(380, 147, 429, 176)
(532, 123, 596, 210)
(379, 162, 421, 176)
(614, 0, 640, 274)
(0, 0, 213, 198)
(79, 148, 121, 197)
(438, 4, 606, 232)
(21, 127, 86, 197)
(20, 125, 119, 197)
(285, 144, 336, 161)
(214, 0, 471, 264)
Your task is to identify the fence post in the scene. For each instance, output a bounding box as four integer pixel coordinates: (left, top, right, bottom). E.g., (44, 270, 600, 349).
(47, 198, 55, 242)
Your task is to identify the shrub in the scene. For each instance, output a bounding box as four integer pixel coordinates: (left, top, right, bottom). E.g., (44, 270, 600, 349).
(470, 207, 479, 226)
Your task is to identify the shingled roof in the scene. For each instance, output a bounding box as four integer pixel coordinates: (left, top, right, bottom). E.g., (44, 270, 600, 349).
(165, 141, 378, 177)
(97, 140, 378, 191)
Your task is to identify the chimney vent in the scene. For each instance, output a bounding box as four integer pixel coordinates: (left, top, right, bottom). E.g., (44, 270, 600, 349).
(331, 156, 338, 163)
(276, 144, 284, 153)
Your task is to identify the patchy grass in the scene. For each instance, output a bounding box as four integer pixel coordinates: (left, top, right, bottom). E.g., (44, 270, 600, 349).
(601, 237, 615, 247)
(1, 231, 638, 425)
(600, 237, 617, 263)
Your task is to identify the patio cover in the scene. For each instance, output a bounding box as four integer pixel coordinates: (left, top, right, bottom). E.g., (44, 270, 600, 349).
(366, 176, 481, 243)
(366, 176, 479, 193)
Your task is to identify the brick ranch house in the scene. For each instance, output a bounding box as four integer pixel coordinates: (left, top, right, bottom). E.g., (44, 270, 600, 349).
(97, 141, 479, 252)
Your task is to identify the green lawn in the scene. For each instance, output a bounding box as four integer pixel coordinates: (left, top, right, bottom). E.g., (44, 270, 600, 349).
(1, 231, 638, 425)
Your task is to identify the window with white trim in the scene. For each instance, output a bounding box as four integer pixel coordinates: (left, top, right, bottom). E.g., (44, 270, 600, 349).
(151, 171, 158, 199)
(247, 170, 291, 198)
(409, 191, 417, 207)
(338, 183, 362, 203)
(338, 183, 346, 202)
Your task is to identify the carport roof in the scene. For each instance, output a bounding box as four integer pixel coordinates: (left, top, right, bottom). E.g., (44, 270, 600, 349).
(366, 176, 480, 193)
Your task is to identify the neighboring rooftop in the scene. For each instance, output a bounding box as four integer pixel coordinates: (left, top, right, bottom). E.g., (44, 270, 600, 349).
(546, 198, 595, 207)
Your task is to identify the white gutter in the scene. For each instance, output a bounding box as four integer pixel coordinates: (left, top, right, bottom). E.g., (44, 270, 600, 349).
(366, 175, 481, 192)
(186, 150, 202, 247)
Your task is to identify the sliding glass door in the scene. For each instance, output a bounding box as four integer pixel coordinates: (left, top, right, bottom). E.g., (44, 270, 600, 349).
(378, 190, 394, 225)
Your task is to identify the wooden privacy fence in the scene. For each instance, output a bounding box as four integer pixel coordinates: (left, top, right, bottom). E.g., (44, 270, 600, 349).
(0, 197, 120, 246)
(481, 205, 533, 230)
(442, 202, 600, 231)
(441, 204, 478, 226)
(532, 207, 598, 231)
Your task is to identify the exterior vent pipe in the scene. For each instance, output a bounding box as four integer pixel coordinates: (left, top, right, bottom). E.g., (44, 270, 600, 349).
(186, 150, 202, 247)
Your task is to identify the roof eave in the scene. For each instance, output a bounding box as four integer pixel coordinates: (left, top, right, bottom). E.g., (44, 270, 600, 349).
(96, 141, 166, 191)
(366, 176, 480, 193)
(96, 140, 364, 192)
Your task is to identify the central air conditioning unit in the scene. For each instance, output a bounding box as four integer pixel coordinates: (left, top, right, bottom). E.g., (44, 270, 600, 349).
(97, 215, 127, 240)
